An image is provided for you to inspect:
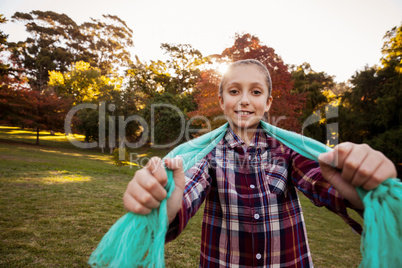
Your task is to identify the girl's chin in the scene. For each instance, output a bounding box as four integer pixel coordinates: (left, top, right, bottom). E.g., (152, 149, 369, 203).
(231, 119, 261, 130)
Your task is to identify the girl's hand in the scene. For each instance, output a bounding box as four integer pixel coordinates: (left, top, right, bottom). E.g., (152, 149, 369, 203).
(123, 156, 185, 224)
(318, 142, 397, 209)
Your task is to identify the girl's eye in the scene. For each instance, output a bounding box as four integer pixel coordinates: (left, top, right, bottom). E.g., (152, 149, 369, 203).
(229, 89, 239, 94)
(252, 90, 262, 95)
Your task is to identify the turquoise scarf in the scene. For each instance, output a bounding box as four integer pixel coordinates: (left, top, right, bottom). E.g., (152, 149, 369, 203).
(88, 122, 402, 267)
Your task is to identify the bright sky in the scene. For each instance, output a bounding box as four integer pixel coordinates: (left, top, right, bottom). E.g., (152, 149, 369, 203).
(1, 0, 401, 82)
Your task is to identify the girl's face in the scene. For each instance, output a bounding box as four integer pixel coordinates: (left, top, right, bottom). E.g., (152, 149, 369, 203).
(219, 64, 273, 136)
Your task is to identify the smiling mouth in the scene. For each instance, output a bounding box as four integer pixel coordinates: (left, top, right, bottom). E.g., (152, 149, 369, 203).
(236, 111, 253, 116)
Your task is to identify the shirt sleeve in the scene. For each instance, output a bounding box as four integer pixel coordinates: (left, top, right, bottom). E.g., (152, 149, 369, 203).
(165, 153, 212, 242)
(288, 148, 363, 234)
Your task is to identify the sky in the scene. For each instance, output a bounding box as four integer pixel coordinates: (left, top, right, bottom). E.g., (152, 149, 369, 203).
(1, 0, 401, 83)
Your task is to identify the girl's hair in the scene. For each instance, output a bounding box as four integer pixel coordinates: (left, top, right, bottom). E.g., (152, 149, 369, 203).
(219, 59, 272, 97)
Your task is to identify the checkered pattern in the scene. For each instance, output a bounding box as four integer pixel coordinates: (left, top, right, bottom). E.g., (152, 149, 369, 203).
(166, 126, 362, 267)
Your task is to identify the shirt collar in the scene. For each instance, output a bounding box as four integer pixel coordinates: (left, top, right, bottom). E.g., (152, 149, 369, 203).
(224, 124, 270, 150)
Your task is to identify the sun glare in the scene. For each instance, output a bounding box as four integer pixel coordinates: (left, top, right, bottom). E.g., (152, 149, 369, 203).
(216, 62, 230, 75)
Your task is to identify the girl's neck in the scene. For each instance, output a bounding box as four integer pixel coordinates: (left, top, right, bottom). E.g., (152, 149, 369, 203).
(231, 125, 258, 146)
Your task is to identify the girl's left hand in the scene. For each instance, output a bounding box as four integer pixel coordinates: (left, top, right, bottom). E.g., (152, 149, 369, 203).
(318, 142, 397, 209)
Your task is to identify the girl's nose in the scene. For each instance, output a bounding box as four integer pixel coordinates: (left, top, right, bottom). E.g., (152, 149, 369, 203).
(240, 92, 250, 106)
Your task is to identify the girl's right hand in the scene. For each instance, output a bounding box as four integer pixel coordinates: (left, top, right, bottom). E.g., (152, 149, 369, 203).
(123, 156, 185, 224)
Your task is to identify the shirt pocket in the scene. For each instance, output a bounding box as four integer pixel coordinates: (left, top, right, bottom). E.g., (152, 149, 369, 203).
(263, 155, 289, 196)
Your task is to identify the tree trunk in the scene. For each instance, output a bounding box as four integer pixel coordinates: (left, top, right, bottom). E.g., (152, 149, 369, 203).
(36, 127, 40, 145)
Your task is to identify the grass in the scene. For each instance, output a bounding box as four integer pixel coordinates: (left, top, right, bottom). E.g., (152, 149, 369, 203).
(0, 126, 363, 267)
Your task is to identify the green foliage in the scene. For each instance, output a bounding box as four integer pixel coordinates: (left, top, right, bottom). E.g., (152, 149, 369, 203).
(80, 14, 134, 75)
(126, 56, 160, 97)
(381, 24, 402, 74)
(8, 11, 133, 91)
(125, 44, 205, 147)
(291, 63, 333, 114)
(76, 108, 99, 142)
(364, 127, 402, 166)
(48, 61, 145, 145)
(142, 92, 197, 146)
(339, 65, 401, 143)
(339, 23, 402, 167)
(291, 63, 335, 143)
(160, 43, 209, 94)
(127, 44, 209, 97)
(10, 11, 81, 90)
(0, 14, 10, 77)
(49, 61, 122, 103)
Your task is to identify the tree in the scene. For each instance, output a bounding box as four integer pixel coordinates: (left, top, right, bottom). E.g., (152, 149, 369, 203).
(339, 23, 402, 174)
(125, 45, 205, 144)
(127, 44, 209, 97)
(141, 91, 196, 146)
(0, 14, 10, 77)
(80, 14, 133, 75)
(48, 61, 122, 103)
(193, 33, 306, 132)
(30, 91, 73, 145)
(9, 11, 85, 91)
(0, 86, 72, 144)
(8, 11, 133, 91)
(49, 61, 124, 143)
(126, 56, 160, 97)
(291, 62, 335, 143)
(160, 43, 209, 94)
(339, 66, 381, 143)
(381, 24, 402, 74)
(187, 69, 224, 130)
(0, 86, 32, 127)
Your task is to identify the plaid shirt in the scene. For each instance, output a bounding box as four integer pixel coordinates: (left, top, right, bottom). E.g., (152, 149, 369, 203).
(166, 126, 362, 267)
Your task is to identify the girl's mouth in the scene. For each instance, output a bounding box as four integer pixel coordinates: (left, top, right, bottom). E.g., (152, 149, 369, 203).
(236, 111, 253, 116)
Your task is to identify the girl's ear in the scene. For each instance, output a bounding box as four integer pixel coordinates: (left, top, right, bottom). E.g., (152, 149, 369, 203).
(265, 96, 273, 112)
(219, 95, 225, 110)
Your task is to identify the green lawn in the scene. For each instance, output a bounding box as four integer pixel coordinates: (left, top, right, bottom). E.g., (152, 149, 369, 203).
(0, 126, 363, 267)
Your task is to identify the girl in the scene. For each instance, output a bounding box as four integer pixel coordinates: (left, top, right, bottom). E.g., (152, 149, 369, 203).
(123, 59, 396, 267)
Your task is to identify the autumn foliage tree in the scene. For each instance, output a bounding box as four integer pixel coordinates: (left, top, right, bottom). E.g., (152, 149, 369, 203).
(26, 91, 73, 144)
(191, 33, 306, 132)
(222, 33, 305, 131)
(187, 69, 224, 131)
(0, 86, 72, 144)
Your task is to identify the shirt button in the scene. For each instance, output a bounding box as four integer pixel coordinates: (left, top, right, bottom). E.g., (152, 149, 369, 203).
(254, 213, 260, 220)
(250, 184, 255, 189)
(256, 253, 262, 260)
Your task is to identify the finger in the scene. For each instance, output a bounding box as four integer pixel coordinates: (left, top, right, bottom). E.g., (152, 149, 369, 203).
(165, 156, 184, 171)
(164, 156, 185, 190)
(318, 157, 363, 208)
(362, 153, 396, 190)
(341, 144, 370, 184)
(164, 156, 186, 223)
(132, 182, 163, 209)
(123, 191, 152, 214)
(332, 142, 354, 170)
(146, 157, 168, 187)
(350, 150, 383, 188)
(135, 169, 168, 202)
